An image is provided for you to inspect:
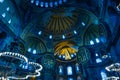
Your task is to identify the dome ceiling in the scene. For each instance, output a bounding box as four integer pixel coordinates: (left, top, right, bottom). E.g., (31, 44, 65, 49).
(32, 8, 99, 41)
(44, 8, 78, 35)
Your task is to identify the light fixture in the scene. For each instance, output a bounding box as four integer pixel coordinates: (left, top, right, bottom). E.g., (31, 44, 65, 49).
(67, 66, 73, 75)
(95, 53, 99, 57)
(63, 55, 65, 59)
(117, 3, 120, 11)
(106, 76, 119, 80)
(45, 2, 48, 8)
(0, 52, 28, 62)
(105, 63, 120, 72)
(59, 0, 62, 4)
(71, 54, 74, 58)
(0, 52, 42, 80)
(63, 0, 67, 2)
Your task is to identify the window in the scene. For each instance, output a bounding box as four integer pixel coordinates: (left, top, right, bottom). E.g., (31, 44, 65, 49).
(68, 78, 73, 80)
(0, 0, 4, 3)
(8, 19, 11, 24)
(49, 35, 52, 39)
(96, 58, 102, 63)
(59, 77, 64, 80)
(101, 71, 107, 80)
(62, 35, 65, 39)
(74, 30, 77, 34)
(2, 13, 6, 18)
(59, 66, 63, 75)
(95, 53, 99, 57)
(67, 66, 73, 75)
(90, 40, 94, 45)
(75, 63, 80, 73)
(95, 38, 100, 43)
(33, 49, 37, 54)
(28, 48, 32, 52)
(82, 22, 85, 26)
(38, 31, 42, 35)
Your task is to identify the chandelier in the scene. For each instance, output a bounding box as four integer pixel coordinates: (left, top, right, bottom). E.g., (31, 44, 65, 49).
(105, 63, 120, 72)
(117, 3, 120, 11)
(106, 76, 119, 80)
(29, 0, 67, 8)
(105, 63, 120, 80)
(0, 52, 43, 80)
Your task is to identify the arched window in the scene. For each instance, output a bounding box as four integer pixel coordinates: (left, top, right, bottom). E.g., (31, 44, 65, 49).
(59, 66, 63, 75)
(101, 71, 107, 80)
(33, 49, 37, 54)
(28, 48, 32, 52)
(67, 66, 73, 75)
(68, 78, 73, 80)
(75, 63, 80, 73)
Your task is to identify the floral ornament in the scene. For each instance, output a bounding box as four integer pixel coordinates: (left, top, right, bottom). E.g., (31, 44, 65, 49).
(0, 52, 42, 80)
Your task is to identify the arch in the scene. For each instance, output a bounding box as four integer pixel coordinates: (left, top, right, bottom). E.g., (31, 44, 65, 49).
(24, 36, 47, 54)
(83, 23, 108, 46)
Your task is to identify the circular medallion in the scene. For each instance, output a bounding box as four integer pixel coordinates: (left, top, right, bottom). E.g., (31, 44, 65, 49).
(77, 47, 90, 64)
(41, 54, 55, 69)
